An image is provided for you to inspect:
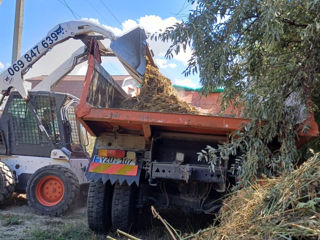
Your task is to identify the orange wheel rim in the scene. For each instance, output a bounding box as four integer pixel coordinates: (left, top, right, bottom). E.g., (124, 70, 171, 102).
(35, 175, 65, 207)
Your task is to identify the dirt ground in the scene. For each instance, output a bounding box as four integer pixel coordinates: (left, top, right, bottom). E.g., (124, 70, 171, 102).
(0, 194, 96, 240)
(0, 194, 213, 240)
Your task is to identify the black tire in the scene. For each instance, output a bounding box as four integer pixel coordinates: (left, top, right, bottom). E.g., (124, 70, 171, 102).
(0, 161, 15, 204)
(26, 164, 79, 216)
(111, 183, 136, 232)
(87, 180, 113, 233)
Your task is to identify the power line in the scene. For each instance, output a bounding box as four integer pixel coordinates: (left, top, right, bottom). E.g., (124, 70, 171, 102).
(98, 0, 122, 27)
(174, 0, 191, 19)
(62, 0, 81, 19)
(57, 0, 81, 19)
(86, 0, 110, 24)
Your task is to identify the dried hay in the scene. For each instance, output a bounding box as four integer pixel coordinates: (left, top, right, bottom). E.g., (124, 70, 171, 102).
(119, 63, 198, 114)
(192, 153, 320, 240)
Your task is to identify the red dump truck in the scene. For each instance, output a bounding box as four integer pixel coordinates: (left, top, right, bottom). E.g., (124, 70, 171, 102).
(76, 33, 319, 233)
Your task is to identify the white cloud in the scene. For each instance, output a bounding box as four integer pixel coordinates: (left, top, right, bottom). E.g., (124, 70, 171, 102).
(155, 59, 167, 68)
(82, 17, 100, 25)
(155, 58, 177, 69)
(137, 15, 192, 66)
(102, 25, 123, 36)
(173, 78, 197, 88)
(81, 18, 122, 36)
(139, 15, 179, 34)
(121, 19, 138, 33)
(168, 63, 177, 68)
(172, 47, 192, 65)
(82, 16, 192, 65)
(0, 61, 4, 69)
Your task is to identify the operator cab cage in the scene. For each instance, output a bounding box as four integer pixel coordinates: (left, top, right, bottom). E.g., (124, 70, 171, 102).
(0, 91, 85, 157)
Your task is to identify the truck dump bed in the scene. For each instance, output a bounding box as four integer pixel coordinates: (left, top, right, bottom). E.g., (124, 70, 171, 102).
(78, 107, 251, 140)
(76, 54, 318, 147)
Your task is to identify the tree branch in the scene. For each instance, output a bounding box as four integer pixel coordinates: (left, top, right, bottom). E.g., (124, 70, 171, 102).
(281, 18, 308, 28)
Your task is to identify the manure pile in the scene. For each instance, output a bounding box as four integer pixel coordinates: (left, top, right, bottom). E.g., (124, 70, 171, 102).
(193, 153, 320, 240)
(120, 62, 198, 114)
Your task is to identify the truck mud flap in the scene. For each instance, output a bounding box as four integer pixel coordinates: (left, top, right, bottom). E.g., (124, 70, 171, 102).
(86, 162, 141, 186)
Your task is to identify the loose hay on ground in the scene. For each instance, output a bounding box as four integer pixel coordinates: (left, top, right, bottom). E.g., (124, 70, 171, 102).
(192, 153, 320, 240)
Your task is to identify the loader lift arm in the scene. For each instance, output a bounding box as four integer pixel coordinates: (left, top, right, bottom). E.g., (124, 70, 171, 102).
(0, 21, 116, 99)
(0, 20, 152, 100)
(32, 46, 88, 92)
(32, 35, 116, 92)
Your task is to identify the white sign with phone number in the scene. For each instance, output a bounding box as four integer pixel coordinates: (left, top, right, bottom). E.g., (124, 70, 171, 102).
(6, 25, 65, 78)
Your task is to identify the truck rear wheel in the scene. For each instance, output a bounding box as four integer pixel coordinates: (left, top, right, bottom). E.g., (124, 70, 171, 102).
(87, 180, 112, 233)
(0, 161, 15, 204)
(26, 165, 79, 216)
(111, 183, 136, 232)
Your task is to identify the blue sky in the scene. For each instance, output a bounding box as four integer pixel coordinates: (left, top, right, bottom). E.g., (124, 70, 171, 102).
(0, 0, 201, 88)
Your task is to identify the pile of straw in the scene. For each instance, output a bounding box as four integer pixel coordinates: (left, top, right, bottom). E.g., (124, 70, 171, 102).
(119, 63, 198, 114)
(193, 153, 320, 240)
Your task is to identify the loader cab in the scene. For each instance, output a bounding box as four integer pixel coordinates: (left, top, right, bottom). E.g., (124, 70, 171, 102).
(0, 91, 88, 157)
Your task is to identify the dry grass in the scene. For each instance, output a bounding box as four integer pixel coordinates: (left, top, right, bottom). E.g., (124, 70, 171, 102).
(191, 153, 320, 240)
(119, 62, 198, 114)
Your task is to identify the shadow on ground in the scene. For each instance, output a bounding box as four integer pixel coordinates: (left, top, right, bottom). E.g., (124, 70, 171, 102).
(0, 194, 215, 240)
(130, 208, 215, 240)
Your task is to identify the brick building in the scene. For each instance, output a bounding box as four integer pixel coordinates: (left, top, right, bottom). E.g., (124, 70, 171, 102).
(26, 75, 130, 99)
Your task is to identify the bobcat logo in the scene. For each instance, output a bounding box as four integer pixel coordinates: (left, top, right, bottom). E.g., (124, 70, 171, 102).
(4, 76, 12, 84)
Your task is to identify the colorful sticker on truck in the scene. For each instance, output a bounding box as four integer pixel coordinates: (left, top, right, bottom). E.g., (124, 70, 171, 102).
(88, 162, 138, 176)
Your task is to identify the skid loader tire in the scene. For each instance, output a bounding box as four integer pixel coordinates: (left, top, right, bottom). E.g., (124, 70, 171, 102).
(87, 181, 113, 233)
(111, 183, 136, 232)
(26, 165, 79, 216)
(0, 161, 15, 205)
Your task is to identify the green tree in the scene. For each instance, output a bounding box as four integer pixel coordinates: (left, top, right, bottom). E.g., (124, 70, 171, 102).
(156, 0, 320, 185)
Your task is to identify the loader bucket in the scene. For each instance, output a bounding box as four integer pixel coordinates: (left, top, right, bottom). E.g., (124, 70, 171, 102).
(110, 27, 155, 84)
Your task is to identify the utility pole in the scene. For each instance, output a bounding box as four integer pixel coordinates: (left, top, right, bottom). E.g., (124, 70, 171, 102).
(12, 0, 24, 63)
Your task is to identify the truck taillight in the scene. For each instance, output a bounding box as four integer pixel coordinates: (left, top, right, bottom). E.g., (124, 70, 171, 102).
(98, 149, 125, 158)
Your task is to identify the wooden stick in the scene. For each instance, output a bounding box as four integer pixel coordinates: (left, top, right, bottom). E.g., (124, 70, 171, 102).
(151, 205, 178, 240)
(106, 236, 117, 240)
(116, 229, 142, 240)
